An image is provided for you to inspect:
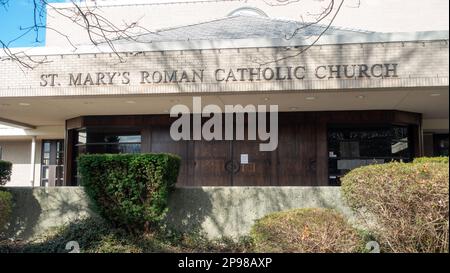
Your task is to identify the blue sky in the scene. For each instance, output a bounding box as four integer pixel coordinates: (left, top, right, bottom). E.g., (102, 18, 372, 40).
(0, 0, 67, 48)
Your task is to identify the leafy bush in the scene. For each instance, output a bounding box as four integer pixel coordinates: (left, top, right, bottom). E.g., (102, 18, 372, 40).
(250, 208, 363, 253)
(0, 217, 252, 253)
(341, 161, 449, 253)
(0, 217, 142, 253)
(413, 156, 449, 164)
(0, 160, 12, 186)
(78, 153, 181, 231)
(0, 190, 13, 233)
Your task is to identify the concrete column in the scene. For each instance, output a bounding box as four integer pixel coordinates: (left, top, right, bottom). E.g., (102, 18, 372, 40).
(30, 136, 36, 187)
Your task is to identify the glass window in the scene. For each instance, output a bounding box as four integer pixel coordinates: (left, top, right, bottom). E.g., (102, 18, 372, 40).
(73, 128, 142, 185)
(40, 140, 65, 187)
(433, 134, 449, 157)
(78, 131, 87, 144)
(42, 166, 49, 179)
(328, 125, 413, 186)
(43, 142, 51, 153)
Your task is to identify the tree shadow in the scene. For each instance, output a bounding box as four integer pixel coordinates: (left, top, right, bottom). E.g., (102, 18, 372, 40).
(164, 187, 213, 237)
(1, 188, 41, 241)
(1, 187, 95, 242)
(163, 186, 354, 240)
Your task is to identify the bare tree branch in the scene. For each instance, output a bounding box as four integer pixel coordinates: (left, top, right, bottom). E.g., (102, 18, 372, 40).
(0, 0, 152, 68)
(253, 0, 346, 66)
(0, 0, 349, 69)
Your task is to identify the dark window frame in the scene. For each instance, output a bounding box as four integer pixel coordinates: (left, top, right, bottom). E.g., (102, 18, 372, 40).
(327, 124, 414, 186)
(433, 133, 449, 156)
(71, 127, 142, 185)
(40, 139, 65, 187)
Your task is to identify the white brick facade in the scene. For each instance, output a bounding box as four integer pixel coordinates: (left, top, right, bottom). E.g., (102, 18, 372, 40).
(0, 40, 448, 98)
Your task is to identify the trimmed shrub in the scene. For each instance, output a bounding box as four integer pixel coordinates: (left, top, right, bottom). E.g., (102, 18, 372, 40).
(0, 160, 12, 186)
(250, 208, 364, 253)
(341, 161, 449, 253)
(0, 190, 13, 232)
(413, 156, 449, 164)
(78, 153, 181, 231)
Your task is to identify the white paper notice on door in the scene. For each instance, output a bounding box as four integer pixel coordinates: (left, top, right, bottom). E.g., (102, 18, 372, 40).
(240, 154, 249, 164)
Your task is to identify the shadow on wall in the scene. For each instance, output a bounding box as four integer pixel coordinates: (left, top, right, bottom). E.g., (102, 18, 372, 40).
(1, 187, 95, 241)
(164, 187, 213, 236)
(164, 186, 353, 239)
(1, 187, 353, 240)
(1, 188, 41, 240)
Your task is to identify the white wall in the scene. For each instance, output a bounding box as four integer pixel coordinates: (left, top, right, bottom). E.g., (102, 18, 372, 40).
(0, 140, 41, 187)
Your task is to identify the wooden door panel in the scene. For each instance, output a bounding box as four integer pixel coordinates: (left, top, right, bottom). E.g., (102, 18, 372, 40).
(275, 123, 318, 186)
(298, 123, 317, 185)
(277, 125, 302, 186)
(232, 140, 272, 186)
(193, 140, 231, 186)
(147, 126, 189, 186)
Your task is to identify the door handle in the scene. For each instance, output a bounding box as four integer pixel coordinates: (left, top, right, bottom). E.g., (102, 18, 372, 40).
(225, 160, 240, 174)
(309, 159, 317, 172)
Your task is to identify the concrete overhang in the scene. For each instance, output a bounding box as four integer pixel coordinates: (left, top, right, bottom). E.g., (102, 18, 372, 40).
(0, 118, 36, 129)
(0, 87, 447, 127)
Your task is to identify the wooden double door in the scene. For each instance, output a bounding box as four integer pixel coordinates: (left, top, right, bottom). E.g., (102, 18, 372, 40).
(146, 122, 322, 186)
(190, 139, 272, 186)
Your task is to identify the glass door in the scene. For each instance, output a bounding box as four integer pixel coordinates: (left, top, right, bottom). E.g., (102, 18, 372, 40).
(41, 140, 64, 187)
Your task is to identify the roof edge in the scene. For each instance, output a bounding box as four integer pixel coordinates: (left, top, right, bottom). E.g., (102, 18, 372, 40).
(49, 0, 239, 9)
(2, 30, 448, 58)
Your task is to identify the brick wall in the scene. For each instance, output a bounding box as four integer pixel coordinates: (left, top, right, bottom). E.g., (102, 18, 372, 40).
(0, 40, 448, 97)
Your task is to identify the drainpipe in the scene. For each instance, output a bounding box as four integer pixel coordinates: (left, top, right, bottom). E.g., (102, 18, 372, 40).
(30, 136, 36, 187)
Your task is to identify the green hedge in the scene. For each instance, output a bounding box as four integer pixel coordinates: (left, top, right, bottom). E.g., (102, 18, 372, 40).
(250, 208, 364, 253)
(0, 190, 13, 233)
(78, 153, 181, 231)
(0, 160, 12, 186)
(413, 156, 449, 164)
(341, 160, 449, 253)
